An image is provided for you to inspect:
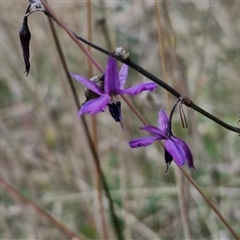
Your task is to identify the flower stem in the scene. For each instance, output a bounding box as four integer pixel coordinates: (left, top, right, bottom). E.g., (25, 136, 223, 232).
(120, 95, 149, 126)
(154, 2, 192, 238)
(179, 167, 239, 240)
(169, 97, 183, 120)
(86, 1, 108, 239)
(71, 32, 240, 134)
(47, 15, 122, 240)
(40, 0, 103, 73)
(38, 2, 239, 239)
(154, 0, 171, 110)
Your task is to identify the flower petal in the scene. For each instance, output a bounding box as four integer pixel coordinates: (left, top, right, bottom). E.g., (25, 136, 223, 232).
(158, 108, 169, 134)
(164, 139, 186, 166)
(120, 82, 157, 96)
(69, 72, 104, 95)
(78, 95, 109, 116)
(105, 57, 120, 94)
(140, 126, 167, 138)
(119, 64, 128, 89)
(174, 137, 195, 169)
(129, 136, 159, 148)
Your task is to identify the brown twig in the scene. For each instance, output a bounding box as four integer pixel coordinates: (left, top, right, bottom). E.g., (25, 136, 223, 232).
(86, 1, 108, 239)
(179, 167, 239, 240)
(0, 176, 84, 240)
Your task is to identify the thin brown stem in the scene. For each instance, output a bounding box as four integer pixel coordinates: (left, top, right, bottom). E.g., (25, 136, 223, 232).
(40, 0, 103, 73)
(96, 0, 112, 51)
(86, 1, 108, 239)
(0, 176, 84, 240)
(47, 15, 122, 240)
(154, 3, 192, 238)
(175, 169, 192, 239)
(154, 0, 170, 110)
(120, 95, 148, 126)
(179, 167, 239, 240)
(72, 32, 240, 134)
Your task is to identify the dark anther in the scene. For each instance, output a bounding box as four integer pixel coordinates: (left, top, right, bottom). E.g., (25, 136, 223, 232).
(164, 149, 172, 165)
(19, 16, 31, 76)
(164, 149, 173, 174)
(108, 101, 122, 122)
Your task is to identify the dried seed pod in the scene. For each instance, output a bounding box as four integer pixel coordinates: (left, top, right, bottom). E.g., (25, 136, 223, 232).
(19, 17, 31, 76)
(26, 0, 46, 16)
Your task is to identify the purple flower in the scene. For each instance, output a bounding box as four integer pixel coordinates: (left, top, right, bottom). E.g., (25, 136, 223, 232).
(70, 57, 157, 125)
(129, 108, 194, 170)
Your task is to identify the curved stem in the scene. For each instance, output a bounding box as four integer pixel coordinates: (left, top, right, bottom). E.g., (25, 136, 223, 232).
(40, 1, 240, 134)
(41, 0, 103, 73)
(72, 33, 240, 134)
(86, 1, 108, 239)
(179, 167, 239, 240)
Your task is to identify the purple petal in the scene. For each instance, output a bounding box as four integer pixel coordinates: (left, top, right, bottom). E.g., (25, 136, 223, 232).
(129, 136, 159, 148)
(78, 95, 109, 116)
(120, 82, 157, 96)
(70, 72, 104, 96)
(19, 17, 31, 76)
(174, 138, 195, 169)
(119, 64, 128, 89)
(164, 139, 186, 166)
(158, 108, 169, 134)
(105, 57, 120, 94)
(140, 126, 167, 139)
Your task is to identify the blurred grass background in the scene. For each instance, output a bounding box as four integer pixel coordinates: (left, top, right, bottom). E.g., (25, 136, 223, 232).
(0, 1, 240, 239)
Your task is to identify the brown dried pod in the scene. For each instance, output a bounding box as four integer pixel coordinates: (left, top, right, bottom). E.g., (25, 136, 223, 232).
(19, 17, 31, 76)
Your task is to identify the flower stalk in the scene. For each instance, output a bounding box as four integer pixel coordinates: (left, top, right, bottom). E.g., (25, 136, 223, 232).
(20, 1, 240, 239)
